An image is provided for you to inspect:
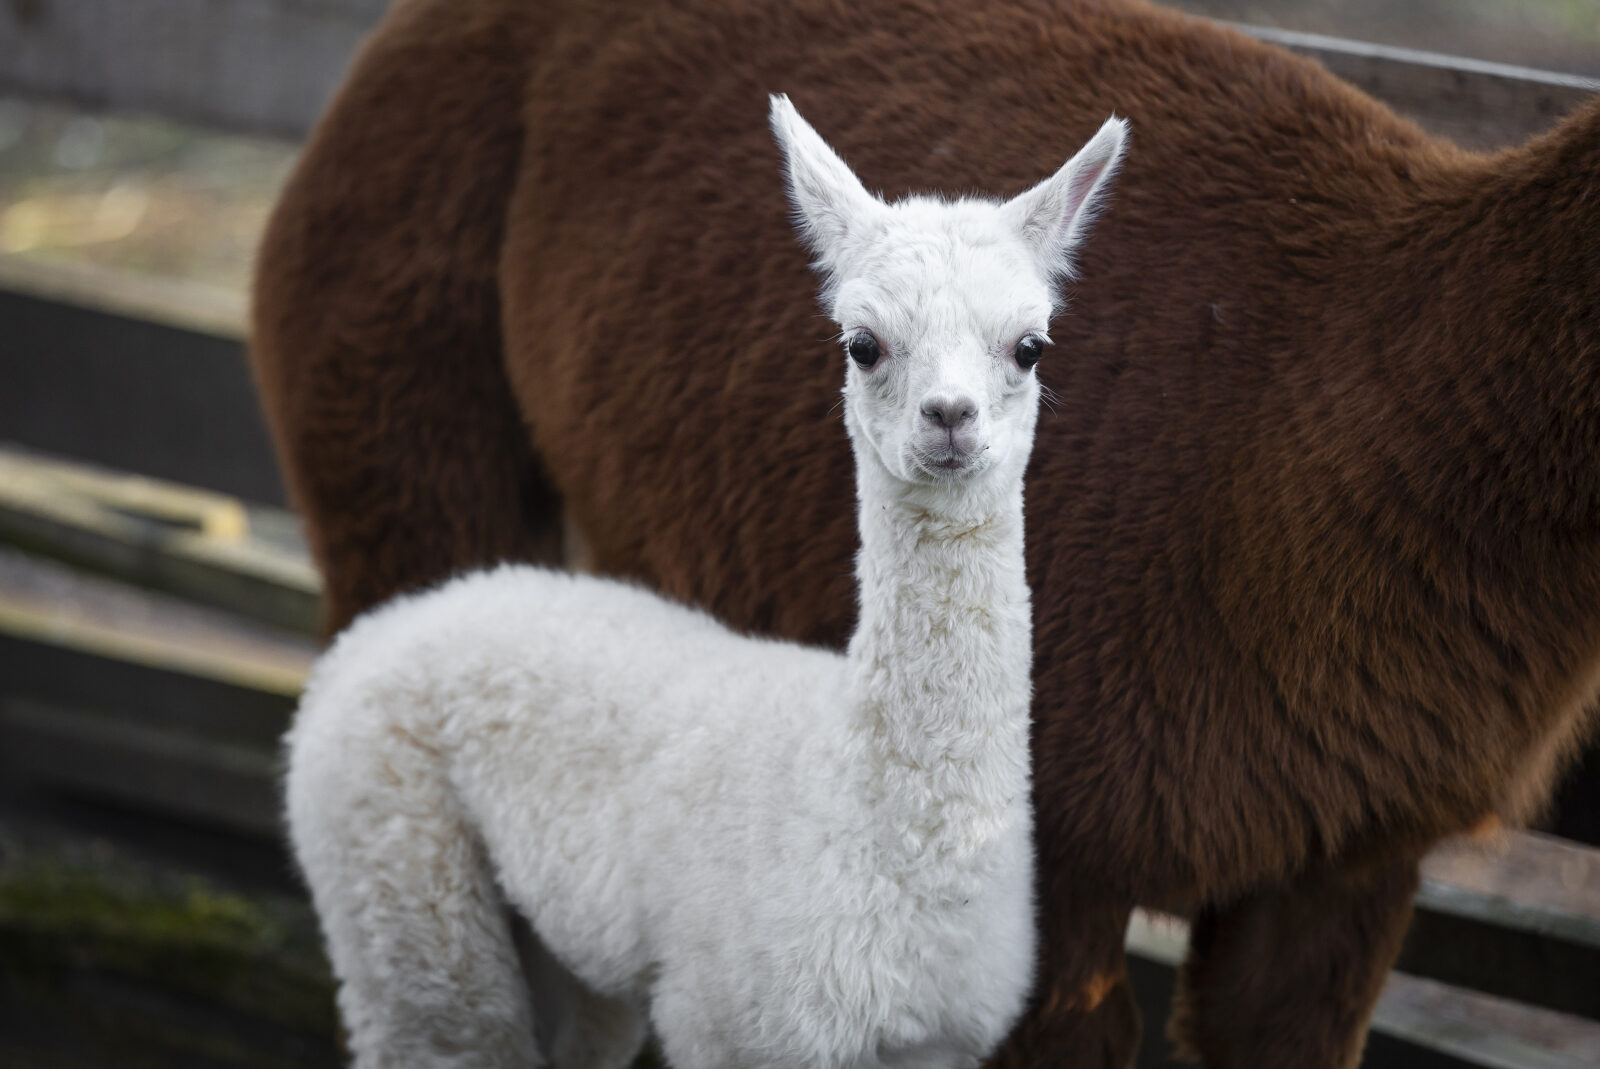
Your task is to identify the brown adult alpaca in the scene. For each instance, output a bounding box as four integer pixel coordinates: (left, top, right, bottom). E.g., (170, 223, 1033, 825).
(251, 0, 1600, 1065)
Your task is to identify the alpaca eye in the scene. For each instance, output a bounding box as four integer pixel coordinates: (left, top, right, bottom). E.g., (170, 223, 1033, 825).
(1014, 336, 1046, 370)
(847, 333, 881, 369)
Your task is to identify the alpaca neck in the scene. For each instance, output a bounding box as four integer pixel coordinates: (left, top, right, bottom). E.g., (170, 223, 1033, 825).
(844, 453, 1033, 848)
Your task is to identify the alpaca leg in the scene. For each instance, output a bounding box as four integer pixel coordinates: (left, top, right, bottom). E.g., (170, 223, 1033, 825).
(250, 2, 561, 637)
(1170, 858, 1419, 1069)
(561, 984, 648, 1069)
(985, 896, 1140, 1069)
(291, 736, 541, 1068)
(648, 961, 754, 1069)
(317, 831, 541, 1068)
(511, 915, 647, 1069)
(649, 983, 718, 1069)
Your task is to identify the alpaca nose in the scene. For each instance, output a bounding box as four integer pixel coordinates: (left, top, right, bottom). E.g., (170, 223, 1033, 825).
(920, 395, 978, 429)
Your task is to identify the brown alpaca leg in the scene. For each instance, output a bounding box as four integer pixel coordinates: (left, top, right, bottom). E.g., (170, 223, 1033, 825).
(987, 897, 1141, 1069)
(250, 2, 562, 633)
(262, 335, 563, 636)
(1171, 859, 1419, 1069)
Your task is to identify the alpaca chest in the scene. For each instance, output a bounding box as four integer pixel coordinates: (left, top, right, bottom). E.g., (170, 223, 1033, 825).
(660, 806, 1036, 1069)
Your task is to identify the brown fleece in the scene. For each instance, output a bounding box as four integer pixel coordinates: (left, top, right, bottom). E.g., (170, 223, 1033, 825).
(251, 0, 1600, 1065)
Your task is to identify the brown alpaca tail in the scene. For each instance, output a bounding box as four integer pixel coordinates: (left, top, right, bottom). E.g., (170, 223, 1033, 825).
(251, 1, 559, 635)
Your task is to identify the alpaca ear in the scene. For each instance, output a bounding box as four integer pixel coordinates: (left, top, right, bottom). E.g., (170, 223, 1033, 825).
(1005, 116, 1129, 277)
(770, 94, 883, 265)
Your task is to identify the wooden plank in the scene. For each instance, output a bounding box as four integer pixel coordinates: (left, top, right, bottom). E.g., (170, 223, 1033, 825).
(0, 625, 299, 750)
(1402, 833, 1600, 1021)
(0, 597, 298, 833)
(0, 591, 312, 698)
(1239, 26, 1600, 151)
(0, 545, 317, 691)
(0, 445, 249, 538)
(1373, 975, 1600, 1069)
(0, 448, 321, 635)
(0, 255, 246, 340)
(0, 2, 1595, 146)
(2, 696, 283, 837)
(1125, 911, 1600, 1069)
(1420, 833, 1600, 940)
(0, 548, 306, 830)
(0, 283, 285, 506)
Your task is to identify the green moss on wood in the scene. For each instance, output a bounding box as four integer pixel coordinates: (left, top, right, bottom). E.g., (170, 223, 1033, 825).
(0, 849, 337, 1040)
(0, 832, 670, 1066)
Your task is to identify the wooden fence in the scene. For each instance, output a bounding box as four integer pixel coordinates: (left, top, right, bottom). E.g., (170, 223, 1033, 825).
(1, 3, 1597, 1067)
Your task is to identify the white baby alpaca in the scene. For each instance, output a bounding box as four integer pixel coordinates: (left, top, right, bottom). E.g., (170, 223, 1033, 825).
(285, 96, 1127, 1069)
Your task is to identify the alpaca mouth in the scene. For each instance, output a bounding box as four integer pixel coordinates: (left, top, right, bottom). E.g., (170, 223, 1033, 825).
(913, 444, 988, 479)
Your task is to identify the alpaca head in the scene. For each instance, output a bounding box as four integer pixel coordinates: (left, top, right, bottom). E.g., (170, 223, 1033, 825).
(770, 94, 1126, 488)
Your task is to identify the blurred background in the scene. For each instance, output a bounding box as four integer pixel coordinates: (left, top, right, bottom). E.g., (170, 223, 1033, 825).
(0, 2, 1597, 1067)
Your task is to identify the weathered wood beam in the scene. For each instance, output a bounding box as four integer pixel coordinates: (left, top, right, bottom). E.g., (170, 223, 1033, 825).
(1, 2, 1596, 147)
(1403, 833, 1600, 1021)
(3, 695, 284, 837)
(1126, 911, 1600, 1069)
(1375, 973, 1600, 1069)
(0, 626, 296, 835)
(1238, 26, 1600, 151)
(0, 280, 284, 507)
(0, 448, 320, 634)
(0, 256, 246, 340)
(0, 552, 310, 832)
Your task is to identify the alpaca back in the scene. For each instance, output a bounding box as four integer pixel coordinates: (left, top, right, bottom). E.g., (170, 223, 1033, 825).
(290, 565, 859, 915)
